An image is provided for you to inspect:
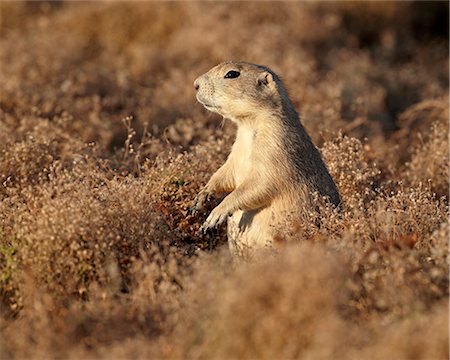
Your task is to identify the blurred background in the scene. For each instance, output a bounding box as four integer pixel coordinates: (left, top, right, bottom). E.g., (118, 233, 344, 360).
(1, 1, 448, 156)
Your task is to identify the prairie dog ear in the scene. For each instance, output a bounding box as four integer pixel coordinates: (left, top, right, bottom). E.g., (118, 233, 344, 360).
(257, 71, 277, 91)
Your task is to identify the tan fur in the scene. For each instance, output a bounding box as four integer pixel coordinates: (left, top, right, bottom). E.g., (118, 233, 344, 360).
(192, 61, 340, 258)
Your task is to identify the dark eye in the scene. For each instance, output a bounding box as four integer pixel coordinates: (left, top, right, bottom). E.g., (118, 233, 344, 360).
(224, 70, 240, 79)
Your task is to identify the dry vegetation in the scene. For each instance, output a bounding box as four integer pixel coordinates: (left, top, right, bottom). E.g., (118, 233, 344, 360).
(0, 1, 449, 359)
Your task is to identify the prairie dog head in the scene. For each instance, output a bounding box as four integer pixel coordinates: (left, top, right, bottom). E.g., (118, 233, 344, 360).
(194, 61, 288, 122)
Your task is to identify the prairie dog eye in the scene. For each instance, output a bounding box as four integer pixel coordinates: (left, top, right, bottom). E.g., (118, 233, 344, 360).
(224, 70, 240, 79)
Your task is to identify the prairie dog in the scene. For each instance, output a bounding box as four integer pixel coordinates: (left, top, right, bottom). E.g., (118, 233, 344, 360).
(192, 61, 340, 258)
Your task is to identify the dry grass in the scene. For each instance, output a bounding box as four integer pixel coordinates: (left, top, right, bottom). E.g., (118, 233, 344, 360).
(0, 2, 448, 359)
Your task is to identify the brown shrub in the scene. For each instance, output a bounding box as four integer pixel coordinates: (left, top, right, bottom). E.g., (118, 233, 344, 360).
(0, 128, 231, 313)
(172, 244, 351, 360)
(358, 302, 448, 360)
(404, 120, 449, 197)
(321, 134, 381, 209)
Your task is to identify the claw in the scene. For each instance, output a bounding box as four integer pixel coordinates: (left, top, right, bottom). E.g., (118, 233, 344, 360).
(187, 206, 198, 216)
(202, 208, 229, 232)
(201, 221, 211, 233)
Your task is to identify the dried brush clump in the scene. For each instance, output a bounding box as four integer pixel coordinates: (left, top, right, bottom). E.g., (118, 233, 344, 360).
(404, 120, 449, 197)
(173, 244, 350, 360)
(0, 255, 187, 360)
(358, 302, 448, 360)
(0, 117, 84, 193)
(0, 122, 231, 314)
(321, 134, 380, 208)
(283, 135, 448, 325)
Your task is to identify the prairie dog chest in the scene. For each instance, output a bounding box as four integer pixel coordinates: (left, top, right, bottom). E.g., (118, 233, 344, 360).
(231, 125, 255, 186)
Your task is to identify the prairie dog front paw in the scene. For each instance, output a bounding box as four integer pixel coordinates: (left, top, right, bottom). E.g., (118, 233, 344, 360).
(201, 206, 230, 231)
(189, 188, 212, 215)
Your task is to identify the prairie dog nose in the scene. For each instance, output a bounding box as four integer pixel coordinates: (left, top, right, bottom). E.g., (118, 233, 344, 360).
(194, 78, 200, 91)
